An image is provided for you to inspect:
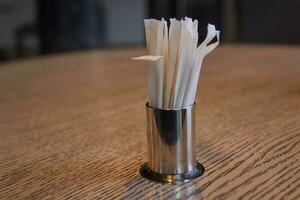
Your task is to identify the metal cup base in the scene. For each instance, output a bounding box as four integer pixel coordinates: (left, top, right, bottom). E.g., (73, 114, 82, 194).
(140, 162, 205, 184)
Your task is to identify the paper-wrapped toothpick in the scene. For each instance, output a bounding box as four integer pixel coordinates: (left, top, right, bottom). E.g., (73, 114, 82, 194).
(133, 17, 219, 109)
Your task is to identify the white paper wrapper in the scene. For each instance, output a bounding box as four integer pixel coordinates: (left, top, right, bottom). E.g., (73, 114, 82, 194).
(134, 18, 219, 109)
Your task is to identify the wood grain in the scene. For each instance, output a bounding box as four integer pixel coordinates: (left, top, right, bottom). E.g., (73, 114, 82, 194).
(0, 45, 300, 199)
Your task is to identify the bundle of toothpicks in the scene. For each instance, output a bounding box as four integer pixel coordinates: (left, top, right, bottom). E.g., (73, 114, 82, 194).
(134, 17, 219, 109)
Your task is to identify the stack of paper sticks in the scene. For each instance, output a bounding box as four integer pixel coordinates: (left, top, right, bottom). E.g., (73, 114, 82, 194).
(135, 17, 219, 109)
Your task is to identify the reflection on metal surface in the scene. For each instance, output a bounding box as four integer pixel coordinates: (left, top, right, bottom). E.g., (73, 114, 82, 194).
(140, 162, 205, 184)
(140, 103, 205, 184)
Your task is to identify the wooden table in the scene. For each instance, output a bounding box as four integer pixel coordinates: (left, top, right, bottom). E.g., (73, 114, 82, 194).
(0, 45, 300, 199)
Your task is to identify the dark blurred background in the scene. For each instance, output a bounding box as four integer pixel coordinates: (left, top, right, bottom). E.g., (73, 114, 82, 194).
(0, 0, 299, 62)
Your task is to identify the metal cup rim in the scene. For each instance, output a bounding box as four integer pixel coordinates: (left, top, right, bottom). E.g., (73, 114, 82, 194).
(145, 102, 195, 111)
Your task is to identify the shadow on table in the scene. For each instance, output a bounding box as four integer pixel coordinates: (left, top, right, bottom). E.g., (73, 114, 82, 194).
(119, 175, 203, 200)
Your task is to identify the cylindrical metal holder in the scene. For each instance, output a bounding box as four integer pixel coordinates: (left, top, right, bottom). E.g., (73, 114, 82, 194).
(140, 103, 205, 184)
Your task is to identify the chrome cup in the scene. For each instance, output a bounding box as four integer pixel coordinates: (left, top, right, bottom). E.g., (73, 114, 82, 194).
(140, 103, 205, 184)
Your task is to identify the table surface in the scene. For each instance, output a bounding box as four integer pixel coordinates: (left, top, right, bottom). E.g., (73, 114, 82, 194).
(0, 45, 300, 200)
